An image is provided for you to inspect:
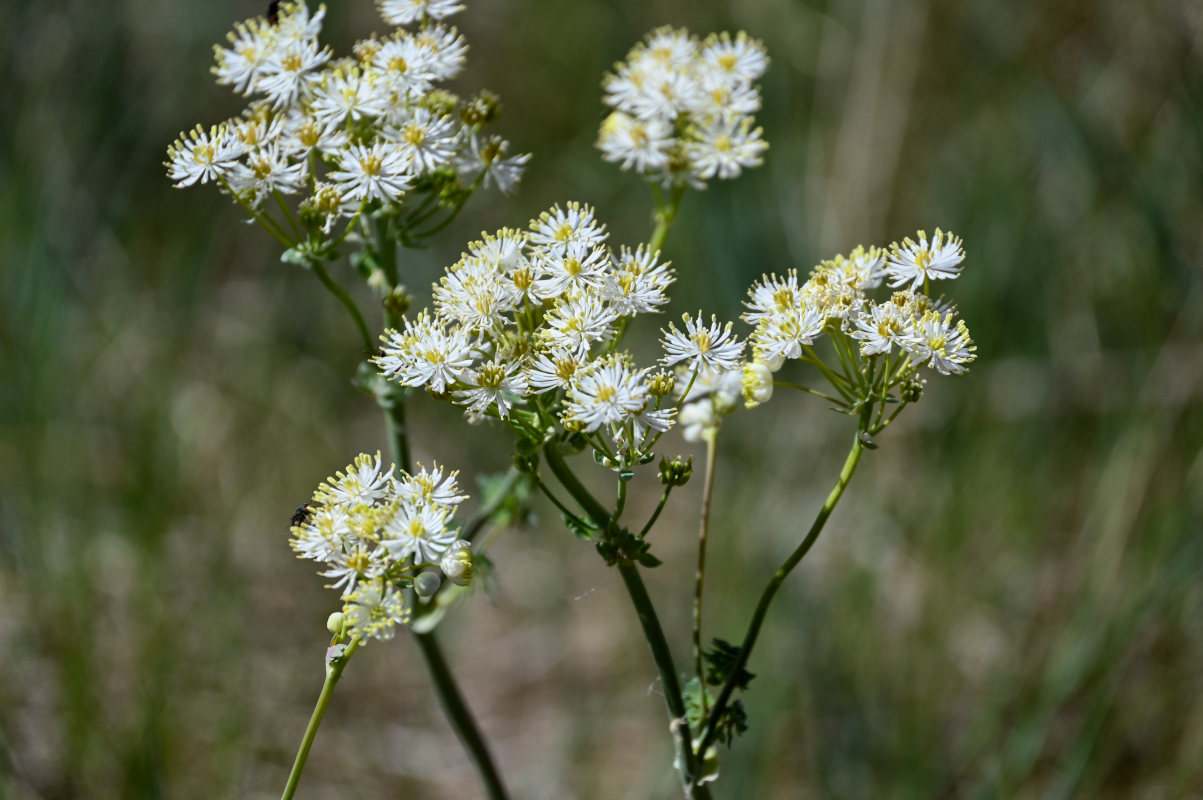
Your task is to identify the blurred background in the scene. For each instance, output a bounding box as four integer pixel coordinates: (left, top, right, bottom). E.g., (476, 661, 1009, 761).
(3, 0, 1202, 797)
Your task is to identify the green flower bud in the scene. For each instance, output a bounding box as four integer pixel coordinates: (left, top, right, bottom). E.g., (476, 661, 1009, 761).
(383, 286, 411, 317)
(414, 570, 443, 597)
(326, 611, 345, 634)
(659, 455, 693, 487)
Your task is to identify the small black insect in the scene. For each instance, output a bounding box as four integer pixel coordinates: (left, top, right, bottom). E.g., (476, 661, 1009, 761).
(266, 0, 281, 25)
(291, 503, 313, 527)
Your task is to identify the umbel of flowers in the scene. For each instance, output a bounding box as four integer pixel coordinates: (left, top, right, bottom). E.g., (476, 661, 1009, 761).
(290, 453, 473, 642)
(373, 209, 975, 451)
(598, 27, 769, 186)
(166, 3, 981, 797)
(165, 0, 528, 244)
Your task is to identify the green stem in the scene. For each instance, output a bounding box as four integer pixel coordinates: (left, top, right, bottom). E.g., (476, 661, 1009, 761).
(413, 631, 511, 800)
(461, 466, 523, 543)
(378, 331, 508, 800)
(693, 435, 718, 715)
(648, 184, 685, 254)
(774, 381, 850, 408)
(310, 259, 374, 355)
(534, 475, 590, 531)
(639, 486, 673, 538)
(280, 638, 362, 800)
(543, 443, 709, 797)
(697, 405, 872, 756)
(617, 562, 712, 799)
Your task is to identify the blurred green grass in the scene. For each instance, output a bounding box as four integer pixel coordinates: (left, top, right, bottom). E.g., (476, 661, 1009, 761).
(2, 0, 1202, 798)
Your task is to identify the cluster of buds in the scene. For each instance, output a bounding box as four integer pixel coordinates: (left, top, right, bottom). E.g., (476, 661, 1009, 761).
(290, 453, 474, 642)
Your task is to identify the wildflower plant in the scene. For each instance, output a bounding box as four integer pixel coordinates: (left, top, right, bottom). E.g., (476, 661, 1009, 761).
(168, 3, 977, 798)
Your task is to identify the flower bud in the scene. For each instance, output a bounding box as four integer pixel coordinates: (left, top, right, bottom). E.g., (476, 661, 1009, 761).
(383, 286, 411, 317)
(659, 455, 693, 487)
(648, 370, 676, 397)
(414, 570, 443, 597)
(441, 540, 474, 586)
(420, 89, 460, 118)
(901, 377, 926, 404)
(326, 611, 346, 634)
(460, 90, 500, 126)
(742, 362, 773, 408)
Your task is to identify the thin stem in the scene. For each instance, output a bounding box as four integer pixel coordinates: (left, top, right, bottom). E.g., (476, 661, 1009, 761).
(692, 433, 719, 717)
(534, 474, 590, 531)
(273, 190, 302, 239)
(543, 442, 709, 797)
(221, 179, 293, 248)
(648, 184, 685, 254)
(461, 466, 523, 543)
(617, 562, 712, 800)
(413, 631, 511, 800)
(280, 638, 362, 800)
(310, 259, 374, 355)
(697, 405, 872, 756)
(639, 486, 673, 538)
(613, 477, 628, 522)
(542, 443, 611, 528)
(774, 380, 851, 408)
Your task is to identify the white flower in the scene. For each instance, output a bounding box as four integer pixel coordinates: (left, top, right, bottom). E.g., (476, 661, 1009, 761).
(597, 111, 673, 173)
(686, 115, 768, 181)
(372, 31, 437, 97)
(290, 504, 353, 562)
(433, 256, 519, 335)
(528, 202, 608, 255)
(213, 18, 275, 94)
(165, 124, 244, 187)
(322, 543, 387, 596)
(314, 452, 391, 508)
(377, 0, 465, 26)
(397, 463, 467, 507)
(540, 294, 617, 359)
(532, 241, 610, 300)
(386, 108, 459, 173)
(328, 142, 414, 204)
(527, 347, 585, 393)
(564, 359, 649, 432)
(661, 313, 745, 372)
(850, 300, 909, 356)
(381, 503, 456, 564)
(310, 66, 390, 126)
(885, 229, 965, 290)
(900, 311, 976, 375)
(410, 24, 469, 81)
(255, 39, 331, 108)
(226, 142, 308, 205)
(604, 245, 674, 317)
(453, 360, 528, 419)
(376, 312, 475, 393)
(742, 270, 804, 324)
(700, 31, 768, 84)
(280, 112, 350, 158)
(344, 579, 409, 641)
(455, 133, 530, 194)
(749, 302, 827, 363)
(678, 400, 715, 442)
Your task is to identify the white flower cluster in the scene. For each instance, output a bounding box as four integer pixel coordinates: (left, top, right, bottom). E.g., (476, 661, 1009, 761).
(290, 452, 473, 641)
(745, 229, 977, 376)
(166, 1, 528, 229)
(373, 202, 751, 462)
(598, 28, 769, 187)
